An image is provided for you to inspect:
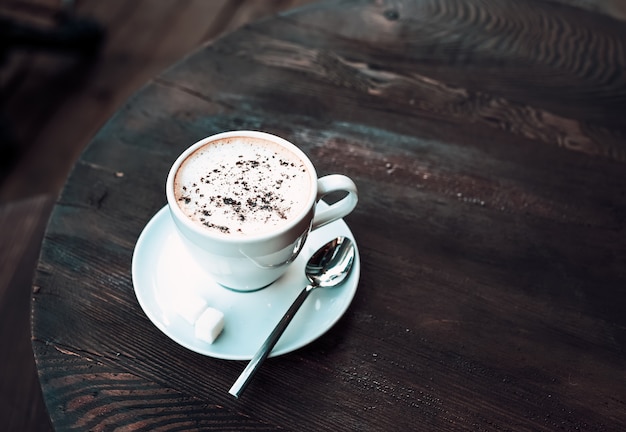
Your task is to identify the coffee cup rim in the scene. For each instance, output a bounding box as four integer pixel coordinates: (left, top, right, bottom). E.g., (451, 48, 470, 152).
(166, 130, 318, 244)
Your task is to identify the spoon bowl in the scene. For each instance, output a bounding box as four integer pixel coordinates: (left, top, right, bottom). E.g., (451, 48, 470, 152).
(306, 236, 355, 288)
(229, 236, 356, 398)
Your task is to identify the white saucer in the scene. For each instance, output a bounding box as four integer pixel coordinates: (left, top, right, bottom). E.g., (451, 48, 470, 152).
(132, 205, 360, 360)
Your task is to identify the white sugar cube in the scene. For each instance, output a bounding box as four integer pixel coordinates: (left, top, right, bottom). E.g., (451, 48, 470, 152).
(172, 294, 208, 325)
(194, 307, 225, 344)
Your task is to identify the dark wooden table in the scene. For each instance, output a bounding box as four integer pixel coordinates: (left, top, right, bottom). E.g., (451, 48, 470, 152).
(31, 0, 626, 430)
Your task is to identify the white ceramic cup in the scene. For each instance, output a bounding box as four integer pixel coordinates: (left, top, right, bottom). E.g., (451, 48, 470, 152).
(166, 131, 358, 291)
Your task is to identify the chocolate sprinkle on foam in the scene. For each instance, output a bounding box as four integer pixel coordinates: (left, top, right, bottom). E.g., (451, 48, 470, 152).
(174, 137, 312, 236)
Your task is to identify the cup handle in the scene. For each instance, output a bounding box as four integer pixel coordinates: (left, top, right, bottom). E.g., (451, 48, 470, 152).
(311, 174, 358, 230)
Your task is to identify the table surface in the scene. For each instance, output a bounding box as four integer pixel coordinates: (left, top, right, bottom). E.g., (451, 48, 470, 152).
(31, 0, 626, 430)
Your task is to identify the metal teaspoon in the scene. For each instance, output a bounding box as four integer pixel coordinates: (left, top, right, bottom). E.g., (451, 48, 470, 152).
(229, 236, 356, 398)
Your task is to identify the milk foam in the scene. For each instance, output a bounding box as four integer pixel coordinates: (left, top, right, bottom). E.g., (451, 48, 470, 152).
(174, 137, 312, 236)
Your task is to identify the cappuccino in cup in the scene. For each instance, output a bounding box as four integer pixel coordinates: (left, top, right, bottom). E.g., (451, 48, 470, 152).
(174, 136, 313, 237)
(166, 131, 357, 291)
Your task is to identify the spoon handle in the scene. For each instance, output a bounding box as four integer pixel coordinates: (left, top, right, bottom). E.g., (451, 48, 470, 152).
(229, 285, 315, 398)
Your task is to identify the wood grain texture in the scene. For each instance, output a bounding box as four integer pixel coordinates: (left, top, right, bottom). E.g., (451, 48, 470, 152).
(32, 0, 626, 430)
(544, 0, 626, 21)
